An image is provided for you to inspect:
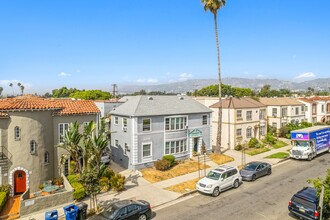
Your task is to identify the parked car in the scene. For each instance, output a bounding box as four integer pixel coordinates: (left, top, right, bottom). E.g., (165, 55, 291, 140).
(91, 200, 152, 220)
(239, 161, 272, 181)
(196, 165, 242, 197)
(288, 187, 328, 220)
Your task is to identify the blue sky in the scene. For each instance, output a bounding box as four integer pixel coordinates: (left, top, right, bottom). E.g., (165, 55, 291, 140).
(0, 0, 329, 94)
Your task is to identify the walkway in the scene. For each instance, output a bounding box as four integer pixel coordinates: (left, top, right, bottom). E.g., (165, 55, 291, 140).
(0, 195, 20, 220)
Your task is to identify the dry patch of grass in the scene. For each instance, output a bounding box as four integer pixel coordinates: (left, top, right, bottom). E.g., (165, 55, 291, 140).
(141, 160, 210, 183)
(245, 147, 270, 156)
(208, 153, 234, 165)
(165, 178, 200, 194)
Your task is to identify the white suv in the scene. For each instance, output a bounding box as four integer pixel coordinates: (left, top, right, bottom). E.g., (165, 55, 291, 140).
(196, 165, 242, 197)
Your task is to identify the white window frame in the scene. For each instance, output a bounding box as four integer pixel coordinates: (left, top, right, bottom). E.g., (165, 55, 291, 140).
(259, 109, 266, 120)
(295, 107, 299, 115)
(236, 110, 242, 119)
(58, 123, 69, 143)
(30, 140, 36, 154)
(142, 142, 152, 161)
(272, 108, 277, 117)
(281, 108, 287, 117)
(122, 118, 127, 129)
(142, 118, 151, 132)
(164, 116, 187, 131)
(236, 128, 242, 137)
(260, 126, 266, 136)
(114, 116, 119, 125)
(272, 122, 277, 128)
(124, 143, 129, 156)
(246, 127, 252, 138)
(114, 139, 119, 148)
(14, 126, 21, 141)
(246, 111, 252, 121)
(202, 115, 208, 125)
(164, 139, 187, 155)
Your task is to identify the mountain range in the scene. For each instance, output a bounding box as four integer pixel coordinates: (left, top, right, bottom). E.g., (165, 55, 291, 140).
(119, 77, 330, 94)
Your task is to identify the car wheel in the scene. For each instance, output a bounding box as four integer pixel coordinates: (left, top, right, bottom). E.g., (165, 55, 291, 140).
(267, 168, 272, 175)
(308, 154, 312, 161)
(212, 187, 220, 197)
(233, 179, 239, 188)
(138, 214, 147, 220)
(252, 174, 256, 181)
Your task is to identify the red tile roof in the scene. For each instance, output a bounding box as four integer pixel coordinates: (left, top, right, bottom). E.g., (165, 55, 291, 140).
(298, 96, 330, 103)
(210, 97, 266, 109)
(0, 95, 100, 115)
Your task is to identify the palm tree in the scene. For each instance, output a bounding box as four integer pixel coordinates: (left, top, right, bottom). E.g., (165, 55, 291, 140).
(17, 83, 24, 95)
(0, 87, 3, 97)
(201, 0, 226, 154)
(9, 83, 14, 95)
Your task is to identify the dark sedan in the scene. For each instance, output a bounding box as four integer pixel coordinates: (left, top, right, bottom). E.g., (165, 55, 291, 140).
(91, 200, 152, 220)
(239, 161, 272, 181)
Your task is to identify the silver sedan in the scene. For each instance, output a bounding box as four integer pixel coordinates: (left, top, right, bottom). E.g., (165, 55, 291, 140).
(239, 161, 272, 181)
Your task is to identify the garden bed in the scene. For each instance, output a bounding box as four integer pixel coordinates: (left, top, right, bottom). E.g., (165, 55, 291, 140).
(208, 153, 234, 165)
(165, 178, 200, 194)
(266, 152, 289, 159)
(245, 147, 270, 156)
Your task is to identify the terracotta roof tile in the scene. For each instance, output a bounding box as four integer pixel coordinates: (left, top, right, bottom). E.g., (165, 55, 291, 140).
(0, 95, 100, 115)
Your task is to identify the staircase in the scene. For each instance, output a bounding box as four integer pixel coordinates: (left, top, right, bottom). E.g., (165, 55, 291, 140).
(0, 153, 9, 174)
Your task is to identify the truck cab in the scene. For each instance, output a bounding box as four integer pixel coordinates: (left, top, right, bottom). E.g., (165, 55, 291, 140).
(290, 140, 316, 161)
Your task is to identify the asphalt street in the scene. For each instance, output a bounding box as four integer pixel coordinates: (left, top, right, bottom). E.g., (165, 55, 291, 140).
(154, 154, 330, 220)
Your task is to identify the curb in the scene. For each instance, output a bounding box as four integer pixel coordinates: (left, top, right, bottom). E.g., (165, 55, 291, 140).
(152, 190, 198, 210)
(179, 190, 198, 199)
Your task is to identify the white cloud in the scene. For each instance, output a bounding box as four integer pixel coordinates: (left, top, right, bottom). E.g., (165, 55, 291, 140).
(136, 78, 158, 84)
(294, 72, 316, 80)
(256, 74, 265, 78)
(58, 72, 71, 77)
(178, 72, 193, 81)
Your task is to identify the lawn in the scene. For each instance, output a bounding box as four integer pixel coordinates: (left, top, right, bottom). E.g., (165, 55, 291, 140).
(141, 160, 210, 183)
(266, 152, 290, 159)
(208, 153, 234, 165)
(164, 178, 200, 194)
(271, 140, 288, 149)
(245, 147, 270, 156)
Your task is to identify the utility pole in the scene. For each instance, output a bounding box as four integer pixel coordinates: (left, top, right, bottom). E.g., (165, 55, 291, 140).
(112, 84, 118, 99)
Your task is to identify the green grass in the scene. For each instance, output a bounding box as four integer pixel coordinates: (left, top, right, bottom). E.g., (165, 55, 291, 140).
(266, 152, 290, 159)
(272, 140, 288, 149)
(245, 147, 270, 156)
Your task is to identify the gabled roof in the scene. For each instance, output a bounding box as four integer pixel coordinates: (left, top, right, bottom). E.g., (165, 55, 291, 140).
(258, 97, 303, 106)
(111, 95, 212, 117)
(0, 95, 100, 116)
(210, 97, 265, 109)
(298, 96, 330, 103)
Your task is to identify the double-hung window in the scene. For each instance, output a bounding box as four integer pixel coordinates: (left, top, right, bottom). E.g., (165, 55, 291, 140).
(165, 117, 187, 131)
(114, 117, 119, 125)
(14, 126, 21, 141)
(272, 108, 277, 117)
(236, 110, 242, 119)
(202, 115, 208, 125)
(165, 139, 187, 155)
(236, 128, 242, 137)
(246, 111, 252, 121)
(142, 143, 152, 160)
(246, 127, 252, 138)
(142, 118, 151, 132)
(58, 123, 69, 143)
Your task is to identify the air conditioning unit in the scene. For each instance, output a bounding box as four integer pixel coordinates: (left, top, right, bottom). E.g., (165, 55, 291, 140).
(123, 127, 127, 132)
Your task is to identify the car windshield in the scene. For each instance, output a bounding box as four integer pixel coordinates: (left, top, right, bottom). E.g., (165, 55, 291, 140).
(295, 141, 309, 148)
(206, 171, 221, 180)
(244, 163, 258, 171)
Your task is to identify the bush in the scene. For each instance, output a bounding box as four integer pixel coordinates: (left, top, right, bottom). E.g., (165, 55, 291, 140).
(67, 174, 80, 184)
(279, 126, 289, 138)
(154, 159, 171, 171)
(248, 138, 259, 148)
(71, 182, 86, 200)
(234, 144, 242, 151)
(109, 174, 125, 191)
(0, 192, 6, 212)
(52, 177, 64, 186)
(99, 177, 110, 192)
(69, 161, 78, 174)
(162, 155, 175, 167)
(0, 184, 11, 197)
(102, 167, 115, 180)
(264, 133, 277, 144)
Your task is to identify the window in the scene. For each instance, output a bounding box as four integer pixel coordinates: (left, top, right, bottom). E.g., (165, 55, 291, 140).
(30, 140, 36, 154)
(58, 123, 69, 143)
(281, 108, 287, 117)
(142, 118, 151, 132)
(259, 110, 266, 120)
(114, 117, 119, 125)
(14, 126, 21, 141)
(124, 143, 129, 156)
(321, 104, 325, 113)
(246, 127, 252, 138)
(260, 126, 266, 136)
(236, 110, 242, 119)
(236, 128, 242, 137)
(301, 106, 305, 112)
(246, 111, 252, 121)
(122, 118, 127, 128)
(295, 107, 299, 115)
(142, 143, 152, 158)
(305, 106, 308, 111)
(114, 139, 119, 147)
(272, 122, 277, 128)
(165, 139, 187, 154)
(165, 117, 187, 131)
(281, 122, 287, 128)
(327, 103, 330, 113)
(272, 108, 277, 117)
(202, 115, 208, 125)
(312, 104, 317, 114)
(44, 151, 49, 164)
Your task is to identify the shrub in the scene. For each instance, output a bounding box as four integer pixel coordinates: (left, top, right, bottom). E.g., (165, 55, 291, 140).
(0, 192, 6, 212)
(234, 144, 242, 151)
(67, 174, 79, 184)
(71, 182, 86, 200)
(248, 138, 259, 148)
(39, 184, 44, 190)
(69, 161, 78, 174)
(154, 159, 171, 171)
(0, 184, 11, 197)
(279, 126, 289, 138)
(162, 155, 175, 167)
(99, 177, 110, 192)
(264, 133, 277, 144)
(52, 177, 64, 186)
(109, 174, 125, 191)
(102, 167, 115, 180)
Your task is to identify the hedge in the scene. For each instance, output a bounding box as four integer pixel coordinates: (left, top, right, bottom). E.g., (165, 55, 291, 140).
(0, 192, 7, 212)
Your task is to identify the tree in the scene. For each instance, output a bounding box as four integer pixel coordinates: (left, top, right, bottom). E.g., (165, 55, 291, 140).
(0, 87, 3, 97)
(9, 83, 13, 95)
(201, 0, 226, 154)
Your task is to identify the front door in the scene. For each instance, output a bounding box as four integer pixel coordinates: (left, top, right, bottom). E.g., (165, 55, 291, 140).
(193, 137, 199, 152)
(14, 170, 26, 194)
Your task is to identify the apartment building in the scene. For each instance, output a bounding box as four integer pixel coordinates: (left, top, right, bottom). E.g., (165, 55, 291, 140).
(298, 96, 330, 124)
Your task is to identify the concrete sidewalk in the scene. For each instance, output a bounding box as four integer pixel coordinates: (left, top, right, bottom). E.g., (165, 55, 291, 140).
(21, 141, 292, 219)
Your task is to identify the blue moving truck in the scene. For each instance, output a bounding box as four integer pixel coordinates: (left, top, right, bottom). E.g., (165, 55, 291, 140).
(290, 126, 330, 161)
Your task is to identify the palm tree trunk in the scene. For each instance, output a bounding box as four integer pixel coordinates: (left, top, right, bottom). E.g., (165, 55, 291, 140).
(214, 13, 222, 154)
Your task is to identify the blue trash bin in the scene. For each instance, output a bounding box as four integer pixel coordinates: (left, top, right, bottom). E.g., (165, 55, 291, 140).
(45, 210, 58, 220)
(63, 204, 79, 220)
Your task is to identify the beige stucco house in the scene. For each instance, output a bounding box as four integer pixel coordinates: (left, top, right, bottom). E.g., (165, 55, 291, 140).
(208, 97, 267, 149)
(259, 97, 306, 133)
(0, 95, 100, 195)
(298, 96, 330, 124)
